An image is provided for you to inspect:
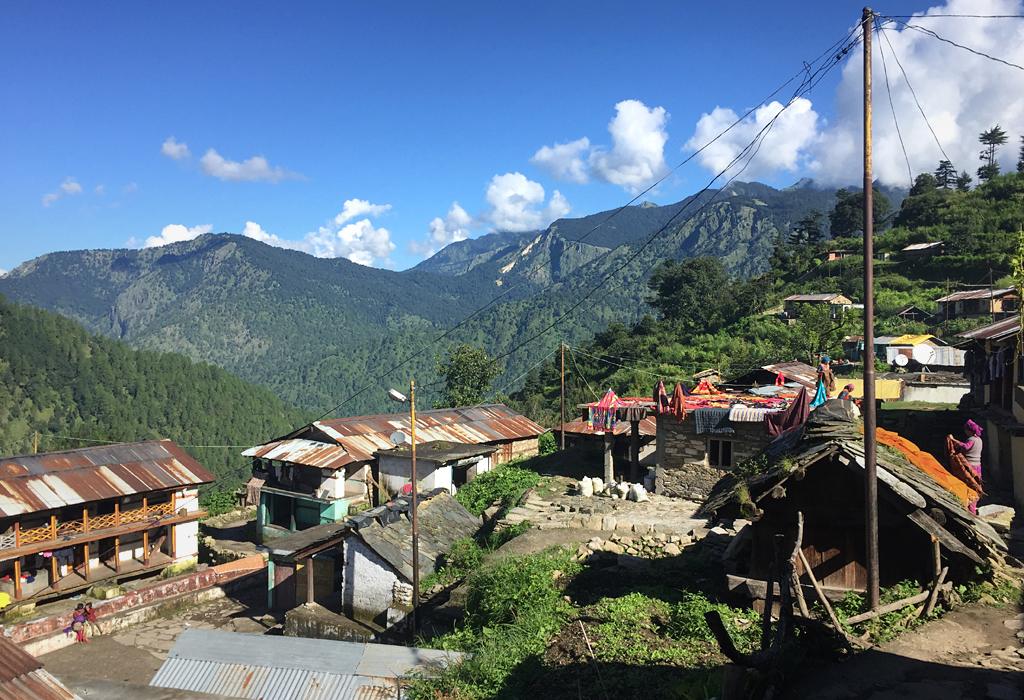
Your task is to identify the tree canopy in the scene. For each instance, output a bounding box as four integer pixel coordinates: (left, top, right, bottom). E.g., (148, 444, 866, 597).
(434, 344, 502, 408)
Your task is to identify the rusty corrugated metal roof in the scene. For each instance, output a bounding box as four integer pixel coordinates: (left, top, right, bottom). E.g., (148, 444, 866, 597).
(0, 440, 215, 517)
(761, 361, 818, 390)
(0, 636, 80, 700)
(935, 287, 1016, 302)
(958, 316, 1020, 341)
(558, 416, 657, 437)
(242, 438, 354, 470)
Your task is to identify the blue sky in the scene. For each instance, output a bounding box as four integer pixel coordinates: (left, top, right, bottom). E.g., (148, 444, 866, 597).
(3, 1, 1022, 272)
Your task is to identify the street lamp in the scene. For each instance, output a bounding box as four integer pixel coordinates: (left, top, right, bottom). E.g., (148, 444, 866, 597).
(387, 379, 419, 636)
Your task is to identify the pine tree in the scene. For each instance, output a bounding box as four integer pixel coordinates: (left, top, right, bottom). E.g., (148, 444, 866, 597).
(934, 160, 956, 189)
(956, 170, 973, 192)
(1017, 135, 1024, 174)
(788, 210, 824, 245)
(978, 125, 1008, 183)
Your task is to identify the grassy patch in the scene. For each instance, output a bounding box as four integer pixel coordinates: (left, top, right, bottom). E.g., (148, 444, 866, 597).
(832, 580, 927, 644)
(454, 462, 542, 516)
(421, 523, 535, 591)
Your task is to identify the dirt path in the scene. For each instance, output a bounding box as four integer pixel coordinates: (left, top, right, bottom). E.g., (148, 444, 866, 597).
(783, 603, 1024, 699)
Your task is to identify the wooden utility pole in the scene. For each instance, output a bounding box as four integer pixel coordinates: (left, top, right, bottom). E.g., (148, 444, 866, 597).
(409, 378, 420, 638)
(32, 431, 39, 454)
(560, 343, 566, 451)
(862, 6, 880, 611)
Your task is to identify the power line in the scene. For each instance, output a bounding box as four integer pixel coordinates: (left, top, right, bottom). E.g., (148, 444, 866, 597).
(567, 345, 600, 399)
(306, 25, 862, 423)
(37, 434, 254, 449)
(876, 23, 956, 170)
(882, 15, 1024, 71)
(875, 19, 914, 187)
(883, 13, 1024, 19)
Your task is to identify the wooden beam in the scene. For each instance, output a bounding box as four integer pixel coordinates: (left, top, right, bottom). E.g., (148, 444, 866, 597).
(50, 514, 57, 541)
(114, 501, 120, 527)
(83, 507, 89, 533)
(923, 567, 948, 618)
(114, 537, 121, 573)
(13, 557, 22, 600)
(50, 552, 59, 590)
(143, 530, 150, 566)
(169, 524, 176, 559)
(844, 584, 951, 624)
(907, 509, 983, 564)
(83, 542, 90, 581)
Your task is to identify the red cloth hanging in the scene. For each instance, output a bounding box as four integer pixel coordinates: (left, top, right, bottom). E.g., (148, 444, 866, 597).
(653, 380, 670, 415)
(670, 383, 687, 421)
(775, 372, 785, 386)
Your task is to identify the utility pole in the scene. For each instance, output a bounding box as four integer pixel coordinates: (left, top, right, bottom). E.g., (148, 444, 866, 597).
(560, 342, 566, 451)
(32, 431, 39, 454)
(862, 6, 880, 611)
(409, 378, 420, 637)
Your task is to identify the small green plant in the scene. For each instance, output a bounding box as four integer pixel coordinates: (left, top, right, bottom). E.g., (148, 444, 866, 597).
(454, 463, 541, 516)
(537, 431, 557, 455)
(200, 489, 237, 517)
(734, 453, 769, 478)
(833, 580, 928, 644)
(485, 521, 531, 550)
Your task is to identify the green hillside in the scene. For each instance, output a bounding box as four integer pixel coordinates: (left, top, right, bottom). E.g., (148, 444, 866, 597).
(0, 295, 309, 488)
(0, 181, 865, 415)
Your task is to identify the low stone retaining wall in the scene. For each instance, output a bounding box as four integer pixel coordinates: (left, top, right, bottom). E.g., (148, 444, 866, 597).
(4, 556, 265, 655)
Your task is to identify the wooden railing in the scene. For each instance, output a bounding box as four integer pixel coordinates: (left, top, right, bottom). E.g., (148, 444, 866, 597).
(3, 501, 179, 550)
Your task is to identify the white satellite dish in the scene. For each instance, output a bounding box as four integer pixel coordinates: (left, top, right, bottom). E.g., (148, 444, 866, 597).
(389, 431, 409, 446)
(894, 354, 909, 367)
(911, 344, 937, 365)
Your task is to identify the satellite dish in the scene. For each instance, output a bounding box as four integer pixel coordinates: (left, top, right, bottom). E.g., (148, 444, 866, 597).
(389, 431, 409, 446)
(912, 344, 937, 365)
(894, 354, 909, 367)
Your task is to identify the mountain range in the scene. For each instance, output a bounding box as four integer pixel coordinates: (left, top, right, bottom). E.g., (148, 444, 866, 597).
(0, 180, 882, 416)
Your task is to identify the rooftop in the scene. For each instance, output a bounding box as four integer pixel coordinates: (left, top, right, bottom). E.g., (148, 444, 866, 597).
(0, 440, 215, 517)
(150, 629, 463, 699)
(935, 287, 1016, 303)
(783, 293, 852, 303)
(901, 241, 943, 251)
(374, 440, 497, 463)
(0, 634, 79, 700)
(958, 316, 1020, 342)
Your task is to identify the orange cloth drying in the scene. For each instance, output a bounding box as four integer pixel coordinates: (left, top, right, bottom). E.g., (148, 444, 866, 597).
(873, 427, 978, 508)
(692, 378, 721, 395)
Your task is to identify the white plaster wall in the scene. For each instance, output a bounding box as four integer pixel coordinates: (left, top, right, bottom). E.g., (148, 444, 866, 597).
(174, 520, 199, 560)
(902, 384, 969, 404)
(176, 488, 199, 514)
(118, 533, 146, 564)
(343, 536, 401, 624)
(378, 455, 449, 495)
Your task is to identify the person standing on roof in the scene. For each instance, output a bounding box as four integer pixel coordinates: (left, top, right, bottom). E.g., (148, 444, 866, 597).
(948, 420, 984, 514)
(817, 355, 836, 397)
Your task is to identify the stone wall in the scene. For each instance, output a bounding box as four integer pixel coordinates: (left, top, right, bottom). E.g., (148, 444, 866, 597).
(655, 415, 773, 499)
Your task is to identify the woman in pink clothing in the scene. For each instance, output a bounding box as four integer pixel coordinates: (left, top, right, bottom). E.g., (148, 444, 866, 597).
(948, 419, 984, 513)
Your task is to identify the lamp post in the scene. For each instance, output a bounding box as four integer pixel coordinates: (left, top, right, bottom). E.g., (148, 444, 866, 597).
(387, 380, 419, 636)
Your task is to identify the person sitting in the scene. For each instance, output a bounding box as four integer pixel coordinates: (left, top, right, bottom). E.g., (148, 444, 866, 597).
(837, 383, 855, 401)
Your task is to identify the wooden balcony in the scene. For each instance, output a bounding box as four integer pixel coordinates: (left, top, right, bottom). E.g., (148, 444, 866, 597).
(2, 500, 184, 556)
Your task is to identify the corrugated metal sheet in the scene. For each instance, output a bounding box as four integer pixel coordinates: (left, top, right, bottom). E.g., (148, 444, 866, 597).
(0, 441, 215, 517)
(783, 293, 851, 303)
(887, 334, 937, 346)
(150, 630, 461, 700)
(558, 417, 657, 437)
(0, 636, 80, 700)
(901, 241, 942, 251)
(242, 438, 353, 470)
(958, 317, 1020, 341)
(761, 362, 818, 390)
(935, 287, 1016, 302)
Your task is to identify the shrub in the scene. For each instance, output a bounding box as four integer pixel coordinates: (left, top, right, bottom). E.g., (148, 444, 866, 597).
(537, 431, 556, 455)
(454, 463, 541, 516)
(200, 489, 237, 517)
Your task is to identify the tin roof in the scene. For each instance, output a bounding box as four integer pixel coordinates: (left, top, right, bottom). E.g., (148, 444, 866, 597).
(0, 441, 215, 517)
(957, 316, 1021, 341)
(783, 293, 852, 303)
(901, 241, 943, 251)
(759, 361, 819, 390)
(886, 334, 939, 346)
(375, 441, 497, 464)
(558, 416, 657, 437)
(252, 404, 545, 471)
(935, 287, 1016, 303)
(0, 635, 80, 700)
(150, 629, 463, 699)
(242, 438, 354, 471)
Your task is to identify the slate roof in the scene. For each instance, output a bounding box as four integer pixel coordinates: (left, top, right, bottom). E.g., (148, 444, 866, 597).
(150, 628, 463, 699)
(356, 491, 480, 581)
(698, 404, 1006, 565)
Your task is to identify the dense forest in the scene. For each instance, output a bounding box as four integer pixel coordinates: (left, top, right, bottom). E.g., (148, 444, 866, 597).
(512, 168, 1024, 426)
(0, 295, 309, 488)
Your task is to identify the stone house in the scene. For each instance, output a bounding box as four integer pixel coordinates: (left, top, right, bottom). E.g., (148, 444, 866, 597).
(266, 490, 479, 633)
(0, 440, 212, 605)
(245, 404, 544, 543)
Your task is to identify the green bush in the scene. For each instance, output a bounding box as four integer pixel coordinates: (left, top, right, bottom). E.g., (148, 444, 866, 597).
(485, 521, 532, 550)
(454, 463, 541, 516)
(537, 431, 556, 455)
(200, 489, 237, 517)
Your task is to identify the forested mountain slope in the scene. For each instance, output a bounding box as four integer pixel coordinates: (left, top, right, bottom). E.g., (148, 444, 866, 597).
(0, 181, 848, 414)
(0, 296, 308, 487)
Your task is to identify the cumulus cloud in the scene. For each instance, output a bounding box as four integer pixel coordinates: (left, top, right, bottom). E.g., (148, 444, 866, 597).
(531, 100, 669, 193)
(531, 137, 591, 183)
(685, 98, 821, 180)
(684, 1, 1024, 187)
(485, 172, 571, 232)
(94, 184, 106, 195)
(161, 137, 190, 160)
(0, 269, 7, 277)
(199, 148, 301, 183)
(238, 199, 396, 266)
(334, 199, 392, 225)
(41, 177, 84, 206)
(143, 223, 213, 248)
(411, 202, 474, 256)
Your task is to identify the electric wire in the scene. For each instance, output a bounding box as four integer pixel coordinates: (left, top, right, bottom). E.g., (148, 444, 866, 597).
(567, 345, 600, 400)
(881, 15, 1024, 72)
(305, 25, 862, 424)
(875, 19, 914, 187)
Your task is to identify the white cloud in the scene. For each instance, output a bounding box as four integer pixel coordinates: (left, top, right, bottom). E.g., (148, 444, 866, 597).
(684, 1, 1024, 187)
(41, 177, 84, 206)
(143, 223, 213, 248)
(199, 148, 301, 183)
(411, 202, 474, 256)
(94, 184, 106, 195)
(161, 137, 190, 160)
(0, 269, 7, 277)
(485, 172, 571, 232)
(531, 100, 669, 193)
(531, 137, 591, 183)
(238, 198, 396, 266)
(589, 100, 670, 192)
(334, 199, 392, 225)
(685, 98, 821, 180)
(123, 182, 139, 194)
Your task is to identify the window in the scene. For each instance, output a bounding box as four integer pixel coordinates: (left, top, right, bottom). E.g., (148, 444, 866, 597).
(708, 439, 733, 468)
